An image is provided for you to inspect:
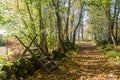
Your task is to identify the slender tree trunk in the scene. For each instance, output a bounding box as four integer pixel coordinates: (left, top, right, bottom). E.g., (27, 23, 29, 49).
(72, 3, 83, 44)
(115, 0, 120, 44)
(109, 0, 117, 46)
(24, 0, 36, 34)
(65, 0, 70, 42)
(70, 12, 74, 42)
(81, 24, 84, 41)
(77, 27, 80, 41)
(52, 0, 66, 53)
(110, 22, 116, 46)
(37, 0, 49, 54)
(105, 2, 117, 46)
(17, 0, 28, 28)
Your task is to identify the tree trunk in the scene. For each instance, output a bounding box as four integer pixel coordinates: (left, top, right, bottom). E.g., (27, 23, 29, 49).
(110, 23, 116, 46)
(24, 0, 36, 34)
(115, 0, 120, 44)
(37, 0, 49, 54)
(105, 1, 117, 46)
(72, 3, 83, 44)
(52, 0, 66, 53)
(65, 0, 70, 42)
(81, 25, 84, 41)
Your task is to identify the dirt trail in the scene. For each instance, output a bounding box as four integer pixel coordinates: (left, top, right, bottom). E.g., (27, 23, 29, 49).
(28, 42, 120, 80)
(76, 42, 120, 79)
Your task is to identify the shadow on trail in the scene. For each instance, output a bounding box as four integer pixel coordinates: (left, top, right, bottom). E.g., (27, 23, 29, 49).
(78, 42, 96, 51)
(75, 42, 120, 79)
(52, 42, 120, 79)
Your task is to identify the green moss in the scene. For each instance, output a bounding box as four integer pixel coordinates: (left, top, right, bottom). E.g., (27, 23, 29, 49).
(97, 43, 114, 54)
(52, 50, 66, 60)
(96, 40, 109, 46)
(64, 41, 75, 51)
(1, 64, 14, 78)
(106, 50, 120, 58)
(13, 58, 35, 79)
(0, 57, 39, 79)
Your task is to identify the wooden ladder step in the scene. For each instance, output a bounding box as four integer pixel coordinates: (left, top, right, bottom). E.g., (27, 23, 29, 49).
(41, 61, 57, 73)
(49, 66, 58, 72)
(30, 47, 39, 50)
(45, 61, 52, 65)
(39, 56, 48, 61)
(38, 56, 58, 73)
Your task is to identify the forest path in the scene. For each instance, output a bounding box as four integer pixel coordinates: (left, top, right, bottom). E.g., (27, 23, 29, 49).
(28, 42, 120, 80)
(75, 42, 120, 80)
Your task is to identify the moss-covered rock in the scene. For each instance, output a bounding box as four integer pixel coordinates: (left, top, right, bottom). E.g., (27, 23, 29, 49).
(13, 57, 35, 79)
(0, 57, 38, 79)
(1, 64, 14, 79)
(64, 41, 75, 51)
(0, 71, 7, 79)
(96, 40, 109, 47)
(52, 41, 75, 60)
(52, 50, 66, 60)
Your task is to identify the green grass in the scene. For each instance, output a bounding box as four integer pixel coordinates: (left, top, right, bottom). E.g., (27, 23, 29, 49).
(106, 50, 120, 58)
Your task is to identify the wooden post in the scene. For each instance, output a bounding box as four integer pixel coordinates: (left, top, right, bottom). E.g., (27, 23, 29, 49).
(16, 34, 38, 56)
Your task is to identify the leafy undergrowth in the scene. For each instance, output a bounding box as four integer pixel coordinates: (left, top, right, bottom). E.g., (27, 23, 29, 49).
(105, 50, 120, 66)
(97, 43, 120, 66)
(27, 42, 120, 80)
(106, 50, 120, 58)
